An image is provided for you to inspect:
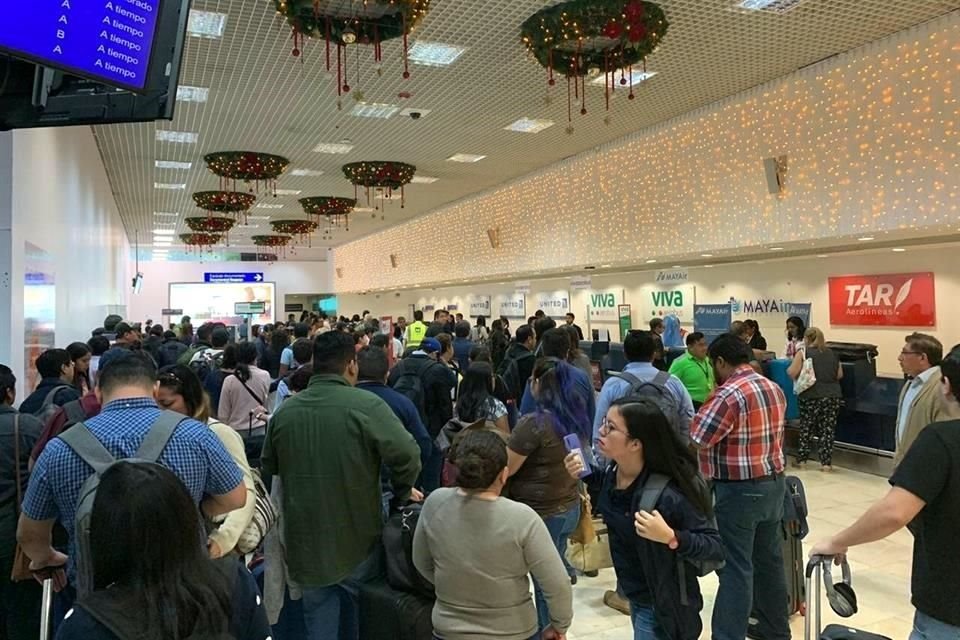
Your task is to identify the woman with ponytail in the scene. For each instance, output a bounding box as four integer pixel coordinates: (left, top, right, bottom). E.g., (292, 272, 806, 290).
(507, 357, 591, 632)
(413, 430, 573, 640)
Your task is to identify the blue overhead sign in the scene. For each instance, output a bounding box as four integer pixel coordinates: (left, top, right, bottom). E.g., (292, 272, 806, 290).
(204, 272, 264, 284)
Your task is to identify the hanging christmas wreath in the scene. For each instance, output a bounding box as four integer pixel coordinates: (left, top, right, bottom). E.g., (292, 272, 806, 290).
(180, 233, 222, 253)
(342, 161, 416, 209)
(203, 151, 290, 194)
(271, 219, 319, 247)
(185, 216, 236, 234)
(520, 0, 668, 76)
(252, 235, 293, 247)
(193, 191, 257, 214)
(299, 196, 357, 217)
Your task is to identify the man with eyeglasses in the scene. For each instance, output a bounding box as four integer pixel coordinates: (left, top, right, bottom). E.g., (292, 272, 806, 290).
(895, 333, 959, 467)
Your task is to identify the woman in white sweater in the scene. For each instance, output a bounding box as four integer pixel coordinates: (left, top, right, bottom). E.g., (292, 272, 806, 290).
(157, 364, 256, 558)
(218, 342, 271, 436)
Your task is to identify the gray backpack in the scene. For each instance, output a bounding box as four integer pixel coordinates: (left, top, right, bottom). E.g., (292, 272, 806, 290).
(33, 385, 73, 425)
(636, 472, 724, 606)
(58, 411, 186, 597)
(610, 370, 688, 444)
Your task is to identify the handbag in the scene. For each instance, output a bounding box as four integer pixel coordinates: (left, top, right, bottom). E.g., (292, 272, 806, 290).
(235, 468, 278, 555)
(569, 490, 596, 545)
(565, 507, 613, 573)
(794, 357, 817, 395)
(11, 415, 34, 581)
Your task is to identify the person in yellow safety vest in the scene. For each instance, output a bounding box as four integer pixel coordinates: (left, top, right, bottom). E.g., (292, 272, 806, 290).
(405, 310, 429, 350)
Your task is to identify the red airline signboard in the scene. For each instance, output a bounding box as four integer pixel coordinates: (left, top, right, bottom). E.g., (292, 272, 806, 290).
(828, 272, 936, 327)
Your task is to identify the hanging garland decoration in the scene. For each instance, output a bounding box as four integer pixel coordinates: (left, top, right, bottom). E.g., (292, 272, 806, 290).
(192, 190, 257, 225)
(180, 232, 223, 255)
(272, 0, 430, 109)
(252, 234, 294, 259)
(520, 0, 668, 128)
(203, 151, 290, 195)
(341, 161, 415, 210)
(299, 196, 354, 231)
(271, 219, 319, 247)
(184, 217, 236, 245)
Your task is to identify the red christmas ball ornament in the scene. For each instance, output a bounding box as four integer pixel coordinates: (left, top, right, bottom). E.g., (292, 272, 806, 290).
(292, 47, 301, 57)
(603, 20, 622, 40)
(628, 93, 636, 100)
(402, 71, 411, 79)
(580, 107, 587, 115)
(620, 77, 628, 85)
(624, 0, 645, 22)
(628, 24, 647, 42)
(548, 77, 556, 86)
(343, 84, 351, 92)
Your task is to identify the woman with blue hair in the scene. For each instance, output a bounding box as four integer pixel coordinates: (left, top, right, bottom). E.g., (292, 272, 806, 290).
(507, 357, 591, 633)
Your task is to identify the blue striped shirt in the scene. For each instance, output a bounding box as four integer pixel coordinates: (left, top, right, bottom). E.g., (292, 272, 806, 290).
(22, 398, 243, 581)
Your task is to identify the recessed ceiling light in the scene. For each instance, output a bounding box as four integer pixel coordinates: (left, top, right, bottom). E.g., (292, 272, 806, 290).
(737, 0, 805, 14)
(273, 189, 302, 196)
(590, 70, 657, 87)
(769, 247, 784, 251)
(246, 215, 271, 221)
(600, 264, 612, 268)
(408, 41, 466, 67)
(235, 224, 260, 229)
(701, 253, 714, 258)
(817, 254, 829, 258)
(410, 176, 439, 184)
(671, 265, 683, 268)
(156, 130, 198, 144)
(704, 264, 715, 268)
(155, 160, 192, 170)
(176, 85, 209, 103)
(506, 118, 555, 134)
(892, 248, 906, 252)
(153, 229, 176, 236)
(153, 211, 179, 217)
(858, 236, 875, 242)
(154, 182, 186, 190)
(187, 10, 227, 39)
(353, 207, 375, 213)
(350, 103, 400, 119)
(256, 203, 284, 209)
(289, 168, 325, 177)
(645, 259, 657, 264)
(448, 153, 486, 163)
(312, 142, 354, 154)
(153, 241, 173, 246)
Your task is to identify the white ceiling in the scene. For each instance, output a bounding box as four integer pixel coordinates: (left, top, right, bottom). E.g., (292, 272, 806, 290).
(94, 0, 960, 260)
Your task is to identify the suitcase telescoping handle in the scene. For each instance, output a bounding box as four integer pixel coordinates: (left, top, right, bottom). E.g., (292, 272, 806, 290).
(40, 578, 54, 640)
(805, 555, 840, 640)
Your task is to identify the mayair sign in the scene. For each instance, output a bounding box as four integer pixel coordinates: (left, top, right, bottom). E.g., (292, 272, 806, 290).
(654, 269, 688, 284)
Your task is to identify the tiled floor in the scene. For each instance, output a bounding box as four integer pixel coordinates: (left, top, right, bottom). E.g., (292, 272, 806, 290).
(564, 466, 916, 639)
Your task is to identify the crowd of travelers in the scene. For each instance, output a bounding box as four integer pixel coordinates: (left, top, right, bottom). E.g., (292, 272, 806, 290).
(0, 308, 956, 640)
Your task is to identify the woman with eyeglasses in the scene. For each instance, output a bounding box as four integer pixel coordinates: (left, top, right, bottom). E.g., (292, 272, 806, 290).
(507, 357, 590, 633)
(157, 365, 256, 559)
(564, 398, 724, 640)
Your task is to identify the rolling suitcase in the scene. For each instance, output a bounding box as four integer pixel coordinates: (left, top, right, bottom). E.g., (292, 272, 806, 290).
(805, 557, 891, 640)
(359, 580, 433, 640)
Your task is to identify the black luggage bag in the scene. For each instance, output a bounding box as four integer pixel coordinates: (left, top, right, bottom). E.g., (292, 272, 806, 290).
(359, 580, 433, 640)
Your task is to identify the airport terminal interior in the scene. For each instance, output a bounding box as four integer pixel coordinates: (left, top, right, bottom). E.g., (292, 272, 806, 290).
(1, 1, 959, 639)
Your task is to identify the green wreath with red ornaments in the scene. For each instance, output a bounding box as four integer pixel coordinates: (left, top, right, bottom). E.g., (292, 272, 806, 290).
(520, 0, 669, 77)
(342, 161, 416, 189)
(193, 191, 257, 213)
(180, 232, 222, 248)
(185, 217, 236, 233)
(299, 196, 357, 217)
(203, 151, 290, 182)
(252, 235, 293, 247)
(271, 219, 319, 235)
(273, 0, 430, 47)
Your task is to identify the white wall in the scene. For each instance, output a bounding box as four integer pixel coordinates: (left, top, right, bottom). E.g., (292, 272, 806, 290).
(0, 126, 130, 395)
(332, 13, 959, 292)
(127, 260, 333, 323)
(339, 244, 960, 376)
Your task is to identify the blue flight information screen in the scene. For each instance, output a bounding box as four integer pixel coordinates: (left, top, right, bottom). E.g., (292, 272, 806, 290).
(0, 0, 163, 91)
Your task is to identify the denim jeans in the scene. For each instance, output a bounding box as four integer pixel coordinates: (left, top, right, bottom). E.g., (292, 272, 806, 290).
(534, 500, 581, 631)
(419, 442, 444, 492)
(301, 547, 384, 640)
(712, 474, 790, 640)
(631, 602, 667, 640)
(910, 611, 960, 640)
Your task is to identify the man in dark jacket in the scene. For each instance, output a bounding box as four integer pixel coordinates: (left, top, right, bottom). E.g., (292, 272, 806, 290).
(157, 331, 188, 368)
(502, 325, 537, 399)
(142, 324, 164, 362)
(452, 321, 474, 373)
(18, 350, 80, 416)
(388, 337, 456, 491)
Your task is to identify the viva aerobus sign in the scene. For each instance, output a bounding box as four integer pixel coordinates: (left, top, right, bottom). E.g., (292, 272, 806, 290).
(643, 285, 695, 321)
(589, 290, 620, 322)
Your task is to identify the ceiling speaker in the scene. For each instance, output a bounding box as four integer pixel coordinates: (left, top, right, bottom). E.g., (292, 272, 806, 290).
(487, 227, 502, 249)
(763, 155, 788, 195)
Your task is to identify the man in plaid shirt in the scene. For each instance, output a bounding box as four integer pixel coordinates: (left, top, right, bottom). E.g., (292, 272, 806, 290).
(691, 333, 790, 640)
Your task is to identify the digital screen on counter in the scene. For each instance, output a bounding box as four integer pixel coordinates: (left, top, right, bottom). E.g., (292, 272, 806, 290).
(0, 0, 163, 91)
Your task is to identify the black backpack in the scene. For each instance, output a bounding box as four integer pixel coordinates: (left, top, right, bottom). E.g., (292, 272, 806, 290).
(382, 503, 435, 600)
(496, 350, 534, 401)
(188, 349, 224, 384)
(392, 359, 440, 426)
(610, 370, 687, 444)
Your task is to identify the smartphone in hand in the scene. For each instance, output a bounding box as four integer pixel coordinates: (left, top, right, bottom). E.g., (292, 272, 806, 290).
(563, 433, 591, 478)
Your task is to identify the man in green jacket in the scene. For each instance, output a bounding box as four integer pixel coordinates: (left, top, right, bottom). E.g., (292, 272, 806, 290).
(668, 331, 716, 410)
(262, 331, 422, 640)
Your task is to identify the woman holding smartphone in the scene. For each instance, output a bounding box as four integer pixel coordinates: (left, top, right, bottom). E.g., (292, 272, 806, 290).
(565, 397, 724, 640)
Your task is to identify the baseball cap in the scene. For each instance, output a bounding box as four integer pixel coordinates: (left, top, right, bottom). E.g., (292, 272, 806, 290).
(419, 337, 441, 353)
